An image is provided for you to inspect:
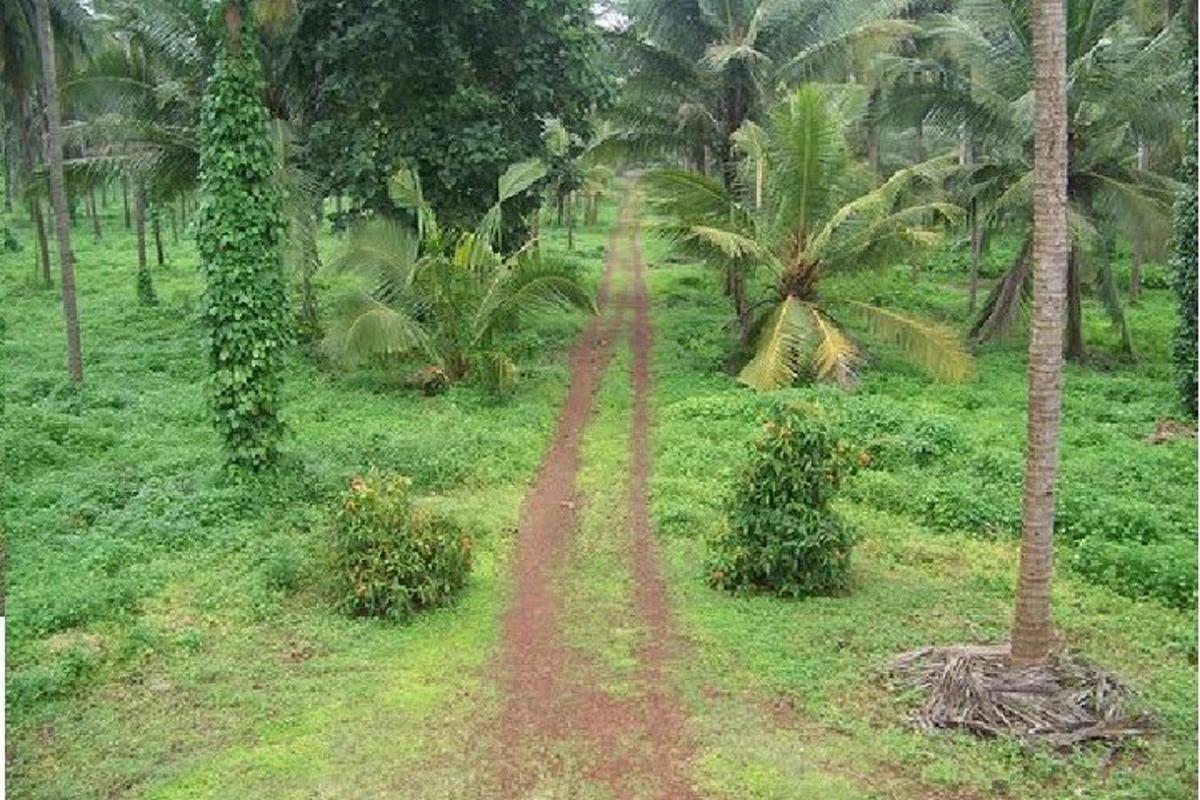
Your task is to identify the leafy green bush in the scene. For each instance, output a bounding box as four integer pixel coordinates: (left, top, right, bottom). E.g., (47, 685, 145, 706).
(1070, 537, 1196, 609)
(918, 478, 1020, 537)
(330, 470, 472, 619)
(708, 404, 857, 597)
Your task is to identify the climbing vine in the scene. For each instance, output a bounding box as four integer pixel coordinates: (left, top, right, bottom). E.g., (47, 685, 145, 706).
(196, 44, 289, 470)
(1171, 46, 1197, 419)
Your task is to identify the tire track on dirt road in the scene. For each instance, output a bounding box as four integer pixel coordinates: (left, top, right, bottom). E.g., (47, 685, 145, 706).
(493, 184, 697, 799)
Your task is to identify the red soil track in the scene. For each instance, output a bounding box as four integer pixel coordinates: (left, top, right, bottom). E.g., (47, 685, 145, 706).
(494, 188, 696, 799)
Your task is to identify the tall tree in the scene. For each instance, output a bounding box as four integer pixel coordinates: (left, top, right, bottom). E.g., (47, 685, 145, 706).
(34, 0, 83, 382)
(196, 2, 289, 470)
(1010, 0, 1068, 668)
(1170, 3, 1198, 418)
(295, 0, 609, 232)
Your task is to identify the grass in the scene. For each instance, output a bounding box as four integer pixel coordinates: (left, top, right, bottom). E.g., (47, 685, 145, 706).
(1, 199, 613, 797)
(643, 214, 1197, 798)
(3, 187, 1196, 799)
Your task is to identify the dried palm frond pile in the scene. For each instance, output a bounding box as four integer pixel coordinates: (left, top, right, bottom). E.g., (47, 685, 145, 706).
(889, 644, 1154, 748)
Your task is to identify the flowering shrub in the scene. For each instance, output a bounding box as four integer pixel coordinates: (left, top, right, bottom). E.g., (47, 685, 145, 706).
(331, 470, 472, 619)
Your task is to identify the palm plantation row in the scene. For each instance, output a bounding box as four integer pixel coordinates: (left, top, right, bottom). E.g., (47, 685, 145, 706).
(2, 0, 1196, 795)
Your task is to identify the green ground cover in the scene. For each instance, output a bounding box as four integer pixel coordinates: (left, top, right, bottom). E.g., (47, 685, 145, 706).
(2, 192, 1195, 798)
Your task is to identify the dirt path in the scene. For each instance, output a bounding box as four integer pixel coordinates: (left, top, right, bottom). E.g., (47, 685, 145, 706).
(494, 186, 696, 798)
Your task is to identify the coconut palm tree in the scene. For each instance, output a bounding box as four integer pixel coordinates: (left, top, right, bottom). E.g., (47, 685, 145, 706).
(324, 160, 596, 390)
(646, 84, 972, 390)
(33, 0, 84, 381)
(928, 0, 1186, 359)
(65, 0, 325, 334)
(2, 0, 91, 286)
(1009, 0, 1069, 669)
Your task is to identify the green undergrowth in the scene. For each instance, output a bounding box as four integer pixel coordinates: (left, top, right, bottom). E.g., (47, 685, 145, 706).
(0, 200, 612, 798)
(644, 229, 1197, 798)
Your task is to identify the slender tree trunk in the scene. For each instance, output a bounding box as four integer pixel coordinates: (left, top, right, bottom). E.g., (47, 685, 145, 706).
(1130, 140, 1150, 303)
(88, 184, 101, 240)
(170, 201, 179, 244)
(1065, 249, 1085, 361)
(866, 87, 881, 174)
(17, 97, 52, 286)
(35, 0, 84, 382)
(122, 176, 131, 229)
(135, 180, 147, 272)
(134, 180, 156, 304)
(969, 212, 983, 312)
(2, 133, 12, 213)
(152, 203, 165, 266)
(1011, 0, 1069, 668)
(755, 157, 764, 210)
(32, 198, 52, 286)
(915, 116, 926, 163)
(224, 2, 243, 55)
(960, 123, 983, 313)
(566, 192, 575, 251)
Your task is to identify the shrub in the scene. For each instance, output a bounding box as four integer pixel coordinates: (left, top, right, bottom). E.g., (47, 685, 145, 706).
(918, 478, 1020, 537)
(331, 470, 472, 619)
(707, 404, 857, 597)
(1070, 537, 1196, 609)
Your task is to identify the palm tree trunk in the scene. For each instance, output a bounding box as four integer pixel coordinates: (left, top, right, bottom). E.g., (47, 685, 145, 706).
(223, 1, 243, 55)
(1065, 249, 1085, 361)
(152, 203, 165, 266)
(88, 184, 101, 240)
(2, 132, 13, 213)
(1130, 140, 1150, 303)
(16, 96, 52, 287)
(960, 123, 983, 313)
(36, 0, 84, 381)
(968, 211, 983, 313)
(866, 87, 881, 174)
(122, 176, 131, 229)
(1011, 0, 1069, 668)
(566, 192, 575, 251)
(133, 180, 155, 304)
(755, 157, 764, 210)
(31, 198, 52, 286)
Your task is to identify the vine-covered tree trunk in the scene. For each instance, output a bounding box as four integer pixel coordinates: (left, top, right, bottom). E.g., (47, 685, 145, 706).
(35, 0, 83, 382)
(1011, 0, 1068, 668)
(197, 5, 289, 470)
(1171, 12, 1198, 418)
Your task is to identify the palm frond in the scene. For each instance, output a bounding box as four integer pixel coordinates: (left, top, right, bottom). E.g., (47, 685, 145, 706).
(738, 296, 814, 391)
(841, 300, 973, 382)
(323, 292, 431, 365)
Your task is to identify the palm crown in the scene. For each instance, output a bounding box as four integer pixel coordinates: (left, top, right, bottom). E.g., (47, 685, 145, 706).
(324, 160, 596, 388)
(646, 83, 972, 391)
